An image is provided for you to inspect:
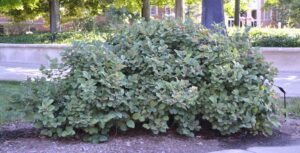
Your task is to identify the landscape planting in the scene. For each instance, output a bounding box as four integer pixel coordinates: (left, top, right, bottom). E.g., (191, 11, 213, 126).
(11, 20, 279, 143)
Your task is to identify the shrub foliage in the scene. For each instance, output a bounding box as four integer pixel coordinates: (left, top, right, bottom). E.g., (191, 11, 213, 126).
(249, 28, 300, 47)
(0, 32, 105, 44)
(12, 20, 278, 143)
(229, 28, 300, 47)
(2, 27, 299, 47)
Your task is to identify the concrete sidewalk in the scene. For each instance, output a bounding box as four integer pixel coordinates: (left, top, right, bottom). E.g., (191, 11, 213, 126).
(0, 63, 300, 97)
(274, 72, 300, 97)
(210, 145, 300, 153)
(0, 63, 41, 81)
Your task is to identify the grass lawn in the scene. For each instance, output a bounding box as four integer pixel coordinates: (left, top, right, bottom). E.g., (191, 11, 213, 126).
(0, 81, 22, 124)
(283, 98, 300, 117)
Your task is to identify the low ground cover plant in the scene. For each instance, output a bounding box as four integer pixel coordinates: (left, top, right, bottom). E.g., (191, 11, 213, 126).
(12, 20, 279, 143)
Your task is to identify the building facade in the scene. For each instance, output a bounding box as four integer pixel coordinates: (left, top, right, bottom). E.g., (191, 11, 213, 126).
(150, 4, 201, 22)
(0, 17, 48, 35)
(226, 0, 279, 28)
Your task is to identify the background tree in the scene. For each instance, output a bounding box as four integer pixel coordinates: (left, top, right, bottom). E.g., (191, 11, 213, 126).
(0, 0, 113, 33)
(265, 0, 300, 27)
(50, 0, 59, 33)
(234, 0, 240, 26)
(112, 0, 200, 21)
(175, 0, 185, 21)
(142, 0, 150, 20)
(0, 0, 25, 11)
(202, 0, 225, 30)
(224, 0, 250, 18)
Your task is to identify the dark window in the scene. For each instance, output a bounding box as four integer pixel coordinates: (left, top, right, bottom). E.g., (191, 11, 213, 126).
(151, 6, 158, 16)
(252, 21, 257, 27)
(165, 7, 171, 15)
(252, 10, 257, 19)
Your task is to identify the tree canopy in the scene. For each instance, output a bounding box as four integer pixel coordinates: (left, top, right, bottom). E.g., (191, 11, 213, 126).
(0, 0, 112, 23)
(224, 0, 250, 17)
(265, 0, 300, 27)
(0, 0, 249, 23)
(111, 0, 201, 13)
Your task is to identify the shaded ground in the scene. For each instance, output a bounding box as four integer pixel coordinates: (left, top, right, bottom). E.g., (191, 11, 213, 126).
(1, 118, 300, 153)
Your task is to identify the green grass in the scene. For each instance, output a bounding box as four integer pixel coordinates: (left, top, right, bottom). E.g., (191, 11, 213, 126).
(0, 81, 22, 124)
(286, 98, 300, 117)
(274, 97, 300, 117)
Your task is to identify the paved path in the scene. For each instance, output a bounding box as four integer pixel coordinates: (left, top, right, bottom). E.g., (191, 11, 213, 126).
(274, 72, 300, 97)
(210, 145, 300, 153)
(0, 63, 41, 81)
(0, 63, 300, 97)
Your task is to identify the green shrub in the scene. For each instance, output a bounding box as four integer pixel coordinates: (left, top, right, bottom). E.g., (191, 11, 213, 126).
(0, 32, 106, 44)
(12, 20, 279, 143)
(250, 28, 300, 47)
(110, 20, 278, 135)
(13, 41, 126, 142)
(229, 28, 300, 47)
(105, 7, 140, 30)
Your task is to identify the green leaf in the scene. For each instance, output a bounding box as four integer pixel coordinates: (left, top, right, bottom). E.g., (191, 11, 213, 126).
(83, 71, 91, 79)
(126, 120, 135, 128)
(163, 116, 169, 121)
(159, 104, 166, 110)
(150, 101, 157, 107)
(120, 123, 128, 131)
(99, 135, 108, 142)
(209, 96, 217, 103)
(143, 124, 150, 129)
(132, 113, 141, 120)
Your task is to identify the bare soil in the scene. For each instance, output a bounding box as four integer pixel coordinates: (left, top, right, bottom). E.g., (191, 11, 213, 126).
(1, 118, 300, 153)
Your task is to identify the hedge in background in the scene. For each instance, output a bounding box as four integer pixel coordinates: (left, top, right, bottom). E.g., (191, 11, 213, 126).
(250, 28, 300, 47)
(12, 20, 279, 143)
(228, 28, 300, 47)
(0, 32, 106, 44)
(1, 27, 299, 47)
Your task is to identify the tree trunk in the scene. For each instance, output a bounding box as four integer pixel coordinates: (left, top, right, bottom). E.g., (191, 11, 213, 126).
(142, 0, 150, 21)
(175, 0, 185, 21)
(50, 0, 60, 33)
(234, 0, 240, 26)
(201, 0, 225, 30)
